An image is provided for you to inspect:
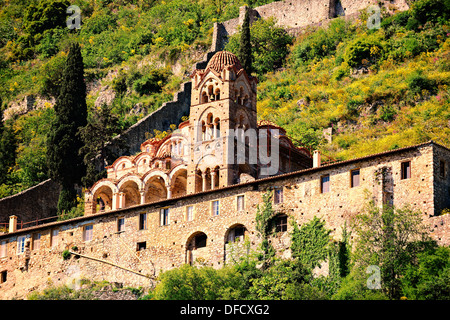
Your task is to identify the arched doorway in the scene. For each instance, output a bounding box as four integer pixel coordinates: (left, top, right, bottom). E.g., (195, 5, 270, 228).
(186, 232, 208, 265)
(224, 224, 249, 264)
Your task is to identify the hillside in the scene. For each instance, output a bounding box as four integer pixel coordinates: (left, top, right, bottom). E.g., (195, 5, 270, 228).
(243, 2, 450, 161)
(0, 0, 449, 198)
(0, 0, 276, 197)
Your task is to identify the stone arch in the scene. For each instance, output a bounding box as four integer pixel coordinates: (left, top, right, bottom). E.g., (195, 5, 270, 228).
(169, 165, 187, 198)
(90, 179, 118, 196)
(185, 231, 208, 265)
(224, 224, 250, 264)
(118, 179, 141, 208)
(194, 169, 203, 193)
(113, 157, 133, 171)
(91, 183, 115, 213)
(143, 171, 169, 203)
(224, 223, 248, 244)
(142, 170, 169, 187)
(117, 174, 143, 191)
(134, 153, 152, 175)
(234, 107, 251, 130)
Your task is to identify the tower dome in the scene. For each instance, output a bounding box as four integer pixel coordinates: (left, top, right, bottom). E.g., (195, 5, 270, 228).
(206, 51, 243, 73)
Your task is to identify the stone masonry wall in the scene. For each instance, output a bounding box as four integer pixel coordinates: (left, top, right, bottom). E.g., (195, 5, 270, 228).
(1, 142, 448, 299)
(0, 179, 60, 227)
(215, 0, 410, 50)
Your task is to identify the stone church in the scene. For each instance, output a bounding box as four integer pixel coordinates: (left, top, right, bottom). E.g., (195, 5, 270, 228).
(0, 52, 449, 299)
(84, 51, 312, 215)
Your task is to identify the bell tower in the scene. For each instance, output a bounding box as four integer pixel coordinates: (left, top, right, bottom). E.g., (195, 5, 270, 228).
(186, 51, 258, 194)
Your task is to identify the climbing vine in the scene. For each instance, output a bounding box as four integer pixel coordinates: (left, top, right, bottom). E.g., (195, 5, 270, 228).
(255, 190, 276, 269)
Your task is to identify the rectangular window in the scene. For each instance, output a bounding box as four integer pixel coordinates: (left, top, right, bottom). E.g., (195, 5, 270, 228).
(160, 208, 169, 226)
(0, 270, 6, 283)
(139, 213, 147, 230)
(136, 241, 147, 251)
(83, 225, 93, 241)
(51, 229, 59, 248)
(0, 241, 7, 258)
(212, 200, 219, 216)
(440, 160, 446, 178)
(401, 161, 411, 180)
(351, 169, 360, 188)
(275, 215, 288, 233)
(321, 175, 330, 193)
(117, 218, 125, 232)
(274, 188, 283, 204)
(32, 233, 41, 250)
(186, 206, 193, 221)
(17, 235, 26, 254)
(237, 195, 245, 211)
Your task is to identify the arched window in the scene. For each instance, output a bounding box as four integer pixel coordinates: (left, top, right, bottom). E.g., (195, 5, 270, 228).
(214, 118, 220, 138)
(214, 88, 220, 100)
(239, 87, 244, 105)
(201, 120, 206, 141)
(208, 85, 214, 101)
(202, 91, 208, 104)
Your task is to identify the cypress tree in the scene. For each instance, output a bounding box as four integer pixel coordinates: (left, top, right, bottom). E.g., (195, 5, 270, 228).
(47, 42, 87, 214)
(0, 98, 17, 186)
(79, 103, 121, 188)
(238, 7, 253, 75)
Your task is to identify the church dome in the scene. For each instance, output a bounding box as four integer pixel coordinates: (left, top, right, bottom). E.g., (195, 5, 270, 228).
(206, 51, 243, 73)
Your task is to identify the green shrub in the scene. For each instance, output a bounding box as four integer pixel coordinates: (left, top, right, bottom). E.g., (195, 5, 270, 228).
(344, 33, 385, 68)
(293, 18, 352, 66)
(407, 71, 437, 96)
(132, 68, 170, 96)
(62, 250, 71, 260)
(410, 0, 450, 26)
(112, 70, 128, 95)
(80, 9, 117, 35)
(378, 105, 397, 122)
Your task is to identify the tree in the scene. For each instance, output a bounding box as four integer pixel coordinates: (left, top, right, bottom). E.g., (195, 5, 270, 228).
(47, 42, 87, 214)
(351, 201, 431, 299)
(226, 16, 292, 77)
(237, 7, 253, 75)
(0, 100, 17, 186)
(401, 245, 450, 299)
(79, 104, 121, 188)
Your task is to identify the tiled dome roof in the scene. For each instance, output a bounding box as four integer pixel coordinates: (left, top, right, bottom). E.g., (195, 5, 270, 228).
(206, 51, 243, 73)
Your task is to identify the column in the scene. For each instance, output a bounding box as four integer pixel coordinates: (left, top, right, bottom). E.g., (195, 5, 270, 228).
(211, 171, 216, 190)
(112, 193, 118, 210)
(118, 192, 126, 209)
(167, 186, 172, 199)
(140, 190, 145, 205)
(202, 172, 207, 191)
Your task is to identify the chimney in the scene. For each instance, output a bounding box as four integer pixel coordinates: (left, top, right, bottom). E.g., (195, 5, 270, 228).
(9, 215, 17, 233)
(313, 150, 321, 168)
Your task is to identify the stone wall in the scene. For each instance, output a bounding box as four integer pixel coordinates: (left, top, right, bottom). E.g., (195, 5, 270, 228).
(214, 0, 410, 50)
(1, 142, 448, 299)
(0, 179, 60, 227)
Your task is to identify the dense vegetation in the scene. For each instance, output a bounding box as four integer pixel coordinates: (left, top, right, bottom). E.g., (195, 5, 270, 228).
(248, 1, 450, 158)
(0, 0, 275, 198)
(0, 0, 448, 199)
